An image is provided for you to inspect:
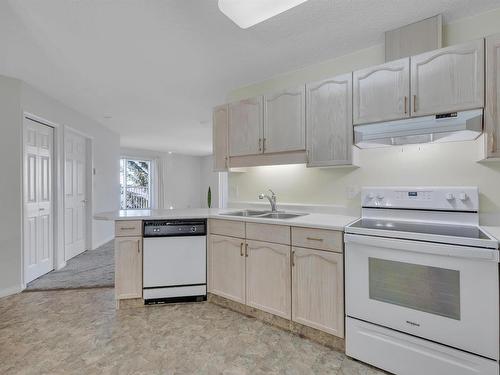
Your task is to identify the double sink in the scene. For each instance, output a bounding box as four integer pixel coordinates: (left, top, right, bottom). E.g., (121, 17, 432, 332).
(220, 210, 308, 220)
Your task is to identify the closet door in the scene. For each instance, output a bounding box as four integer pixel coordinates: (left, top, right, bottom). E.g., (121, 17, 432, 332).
(64, 130, 88, 261)
(24, 118, 54, 283)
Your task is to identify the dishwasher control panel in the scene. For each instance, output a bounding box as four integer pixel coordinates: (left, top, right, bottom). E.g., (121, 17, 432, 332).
(143, 219, 207, 237)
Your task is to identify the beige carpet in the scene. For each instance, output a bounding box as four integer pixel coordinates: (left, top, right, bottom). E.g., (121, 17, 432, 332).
(25, 240, 114, 291)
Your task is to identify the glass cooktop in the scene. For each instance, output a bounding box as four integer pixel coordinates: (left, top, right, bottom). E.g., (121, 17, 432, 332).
(349, 219, 490, 240)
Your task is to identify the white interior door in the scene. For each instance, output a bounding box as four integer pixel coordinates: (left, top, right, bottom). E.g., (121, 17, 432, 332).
(24, 118, 54, 283)
(64, 130, 87, 260)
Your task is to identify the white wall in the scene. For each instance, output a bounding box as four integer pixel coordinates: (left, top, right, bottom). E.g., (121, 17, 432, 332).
(0, 76, 23, 297)
(21, 82, 120, 251)
(0, 75, 120, 297)
(226, 7, 500, 224)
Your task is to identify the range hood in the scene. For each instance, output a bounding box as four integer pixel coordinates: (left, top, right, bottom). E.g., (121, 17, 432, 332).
(354, 109, 483, 148)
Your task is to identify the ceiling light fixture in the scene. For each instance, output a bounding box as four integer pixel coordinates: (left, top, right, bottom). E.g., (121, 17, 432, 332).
(218, 0, 309, 29)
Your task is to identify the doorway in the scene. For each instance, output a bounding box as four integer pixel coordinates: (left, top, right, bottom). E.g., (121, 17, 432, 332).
(23, 117, 55, 283)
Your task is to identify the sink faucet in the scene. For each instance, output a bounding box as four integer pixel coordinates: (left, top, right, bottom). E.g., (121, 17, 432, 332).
(259, 189, 277, 212)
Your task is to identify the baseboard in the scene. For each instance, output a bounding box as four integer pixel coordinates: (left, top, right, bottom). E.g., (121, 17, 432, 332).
(92, 235, 115, 250)
(0, 284, 23, 299)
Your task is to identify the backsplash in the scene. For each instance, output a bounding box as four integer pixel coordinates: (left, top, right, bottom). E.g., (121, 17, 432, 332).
(228, 137, 500, 224)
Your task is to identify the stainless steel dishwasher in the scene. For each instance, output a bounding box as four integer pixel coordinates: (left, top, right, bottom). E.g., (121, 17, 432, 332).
(142, 219, 207, 304)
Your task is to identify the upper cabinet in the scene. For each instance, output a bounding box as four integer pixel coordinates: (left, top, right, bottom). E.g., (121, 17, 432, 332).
(228, 97, 263, 157)
(353, 58, 410, 125)
(306, 73, 353, 167)
(213, 104, 228, 171)
(264, 86, 306, 153)
(411, 39, 484, 116)
(485, 33, 500, 159)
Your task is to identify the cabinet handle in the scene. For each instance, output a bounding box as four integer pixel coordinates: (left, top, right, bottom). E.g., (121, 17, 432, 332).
(404, 96, 408, 114)
(306, 237, 324, 242)
(263, 138, 266, 152)
(225, 156, 228, 169)
(291, 250, 295, 267)
(240, 242, 244, 257)
(138, 239, 141, 253)
(258, 138, 262, 152)
(120, 227, 136, 231)
(245, 243, 249, 257)
(413, 95, 417, 112)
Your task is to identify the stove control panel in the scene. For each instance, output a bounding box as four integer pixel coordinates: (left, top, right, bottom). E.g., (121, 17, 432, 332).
(362, 186, 479, 211)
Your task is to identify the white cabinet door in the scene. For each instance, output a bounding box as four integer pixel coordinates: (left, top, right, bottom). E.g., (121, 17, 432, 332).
(264, 86, 306, 153)
(213, 104, 228, 171)
(485, 33, 500, 159)
(353, 58, 410, 124)
(411, 39, 484, 116)
(246, 240, 291, 319)
(115, 237, 143, 299)
(306, 73, 353, 167)
(209, 235, 246, 304)
(23, 118, 54, 283)
(228, 97, 263, 157)
(64, 129, 88, 261)
(292, 247, 344, 337)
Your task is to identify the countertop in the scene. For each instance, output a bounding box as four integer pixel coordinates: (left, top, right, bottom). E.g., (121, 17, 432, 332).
(95, 209, 359, 231)
(482, 226, 500, 243)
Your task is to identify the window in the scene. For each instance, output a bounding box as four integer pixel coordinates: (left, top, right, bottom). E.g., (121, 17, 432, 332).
(120, 158, 152, 209)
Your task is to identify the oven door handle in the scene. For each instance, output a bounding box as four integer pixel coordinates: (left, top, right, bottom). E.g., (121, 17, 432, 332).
(344, 234, 500, 262)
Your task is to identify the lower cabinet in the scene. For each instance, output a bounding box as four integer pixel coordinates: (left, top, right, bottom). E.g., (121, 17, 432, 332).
(291, 247, 344, 337)
(115, 236, 143, 300)
(246, 240, 291, 319)
(209, 234, 246, 304)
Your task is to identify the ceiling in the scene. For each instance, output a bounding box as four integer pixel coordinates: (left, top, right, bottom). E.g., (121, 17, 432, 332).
(1, 0, 500, 155)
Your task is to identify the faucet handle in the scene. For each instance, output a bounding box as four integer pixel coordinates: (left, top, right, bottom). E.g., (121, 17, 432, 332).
(268, 189, 276, 197)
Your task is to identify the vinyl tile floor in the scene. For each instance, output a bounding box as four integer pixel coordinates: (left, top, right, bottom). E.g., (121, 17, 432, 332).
(0, 288, 387, 375)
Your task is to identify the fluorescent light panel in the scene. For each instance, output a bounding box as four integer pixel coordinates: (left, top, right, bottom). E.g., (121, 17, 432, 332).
(218, 0, 309, 29)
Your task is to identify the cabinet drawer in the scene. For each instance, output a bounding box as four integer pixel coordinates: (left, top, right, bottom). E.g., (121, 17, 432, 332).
(209, 219, 245, 238)
(292, 227, 343, 253)
(246, 222, 290, 245)
(115, 220, 142, 237)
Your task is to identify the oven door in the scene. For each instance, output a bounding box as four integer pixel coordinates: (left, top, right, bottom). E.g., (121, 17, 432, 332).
(345, 233, 499, 360)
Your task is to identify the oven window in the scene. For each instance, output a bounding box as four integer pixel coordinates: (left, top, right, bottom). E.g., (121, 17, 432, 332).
(369, 258, 460, 320)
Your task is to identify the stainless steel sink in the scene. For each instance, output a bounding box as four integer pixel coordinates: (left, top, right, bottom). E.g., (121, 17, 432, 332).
(259, 212, 308, 219)
(221, 210, 308, 220)
(221, 210, 271, 217)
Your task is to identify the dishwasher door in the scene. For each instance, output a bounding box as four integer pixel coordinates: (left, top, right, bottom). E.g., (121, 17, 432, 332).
(143, 236, 206, 288)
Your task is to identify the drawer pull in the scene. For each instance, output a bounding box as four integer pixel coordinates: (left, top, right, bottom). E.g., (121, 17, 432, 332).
(306, 237, 324, 242)
(120, 227, 136, 230)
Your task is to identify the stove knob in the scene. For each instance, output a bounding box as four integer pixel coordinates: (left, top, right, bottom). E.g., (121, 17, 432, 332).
(367, 193, 375, 200)
(446, 193, 455, 201)
(459, 192, 468, 201)
(376, 194, 384, 200)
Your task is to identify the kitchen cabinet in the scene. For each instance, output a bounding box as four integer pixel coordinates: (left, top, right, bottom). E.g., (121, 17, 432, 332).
(353, 58, 410, 125)
(485, 33, 500, 159)
(306, 73, 353, 166)
(212, 104, 228, 171)
(209, 234, 246, 304)
(292, 247, 344, 337)
(245, 240, 291, 319)
(411, 39, 484, 116)
(228, 97, 263, 157)
(264, 86, 306, 153)
(115, 236, 143, 300)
